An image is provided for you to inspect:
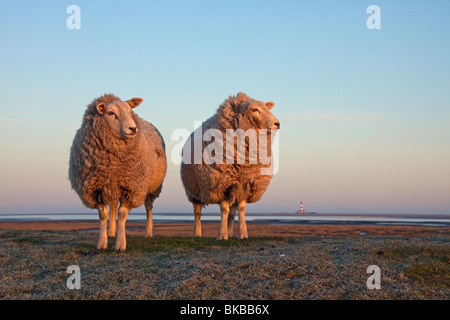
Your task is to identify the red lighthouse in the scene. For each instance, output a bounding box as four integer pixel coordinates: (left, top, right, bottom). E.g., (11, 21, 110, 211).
(299, 201, 304, 214)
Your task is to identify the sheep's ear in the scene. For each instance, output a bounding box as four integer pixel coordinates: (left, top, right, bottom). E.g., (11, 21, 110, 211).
(96, 102, 106, 114)
(266, 102, 275, 110)
(127, 98, 143, 108)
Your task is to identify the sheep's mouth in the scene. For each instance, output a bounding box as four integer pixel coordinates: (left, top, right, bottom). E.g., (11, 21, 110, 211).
(123, 132, 137, 138)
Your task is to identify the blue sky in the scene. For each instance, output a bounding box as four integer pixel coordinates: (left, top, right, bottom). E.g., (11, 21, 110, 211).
(0, 0, 449, 214)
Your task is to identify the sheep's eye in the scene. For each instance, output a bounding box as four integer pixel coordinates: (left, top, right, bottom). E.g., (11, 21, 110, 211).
(252, 108, 259, 113)
(107, 112, 118, 120)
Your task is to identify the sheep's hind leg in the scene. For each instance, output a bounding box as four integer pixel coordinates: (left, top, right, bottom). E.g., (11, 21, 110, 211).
(108, 202, 118, 238)
(238, 200, 248, 240)
(145, 199, 153, 238)
(115, 206, 129, 252)
(193, 203, 202, 237)
(227, 204, 236, 238)
(97, 205, 109, 251)
(217, 201, 230, 241)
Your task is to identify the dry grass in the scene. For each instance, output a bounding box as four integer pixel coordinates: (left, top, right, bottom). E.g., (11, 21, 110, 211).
(0, 229, 448, 300)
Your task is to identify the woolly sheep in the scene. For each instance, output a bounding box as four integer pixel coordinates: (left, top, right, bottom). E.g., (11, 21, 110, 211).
(180, 92, 280, 240)
(69, 93, 167, 251)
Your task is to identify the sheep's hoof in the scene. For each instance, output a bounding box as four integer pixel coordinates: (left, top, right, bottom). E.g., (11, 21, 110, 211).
(97, 241, 107, 251)
(194, 229, 202, 237)
(115, 240, 126, 252)
(194, 230, 202, 237)
(96, 248, 106, 253)
(216, 235, 228, 241)
(145, 234, 153, 239)
(238, 232, 249, 240)
(238, 230, 248, 240)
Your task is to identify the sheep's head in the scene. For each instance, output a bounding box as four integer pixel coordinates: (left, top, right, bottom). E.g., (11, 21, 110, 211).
(96, 98, 143, 139)
(238, 100, 280, 131)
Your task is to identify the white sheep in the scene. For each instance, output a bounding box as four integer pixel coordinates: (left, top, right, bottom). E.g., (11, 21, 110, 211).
(180, 92, 280, 240)
(69, 93, 167, 251)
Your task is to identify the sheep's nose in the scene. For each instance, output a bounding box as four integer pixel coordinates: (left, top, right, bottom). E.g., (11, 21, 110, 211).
(129, 126, 137, 133)
(274, 121, 280, 129)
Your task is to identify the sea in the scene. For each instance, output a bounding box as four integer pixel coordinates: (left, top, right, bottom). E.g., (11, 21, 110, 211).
(0, 212, 449, 227)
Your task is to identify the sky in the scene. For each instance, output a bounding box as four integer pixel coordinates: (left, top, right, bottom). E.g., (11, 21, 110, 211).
(0, 0, 449, 214)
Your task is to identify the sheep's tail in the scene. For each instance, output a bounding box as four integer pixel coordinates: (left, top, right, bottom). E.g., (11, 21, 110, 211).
(225, 183, 242, 205)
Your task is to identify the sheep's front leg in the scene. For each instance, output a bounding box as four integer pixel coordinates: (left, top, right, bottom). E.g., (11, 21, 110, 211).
(97, 205, 108, 250)
(145, 201, 153, 238)
(217, 200, 230, 241)
(238, 200, 248, 240)
(115, 206, 129, 252)
(108, 203, 118, 238)
(227, 204, 236, 238)
(193, 203, 202, 237)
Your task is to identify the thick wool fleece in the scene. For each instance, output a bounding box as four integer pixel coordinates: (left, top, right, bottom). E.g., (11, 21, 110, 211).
(69, 94, 167, 210)
(180, 92, 274, 206)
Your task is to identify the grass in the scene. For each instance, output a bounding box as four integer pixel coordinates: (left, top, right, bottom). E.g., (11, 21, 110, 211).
(0, 229, 448, 299)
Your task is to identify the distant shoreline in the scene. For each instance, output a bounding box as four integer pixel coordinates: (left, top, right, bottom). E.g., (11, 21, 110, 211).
(1, 212, 449, 216)
(0, 219, 448, 237)
(1, 212, 449, 228)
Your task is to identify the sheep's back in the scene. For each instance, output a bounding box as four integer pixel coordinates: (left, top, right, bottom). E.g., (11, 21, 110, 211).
(137, 117, 167, 198)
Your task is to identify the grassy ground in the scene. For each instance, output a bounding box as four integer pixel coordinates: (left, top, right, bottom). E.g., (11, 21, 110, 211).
(0, 229, 448, 299)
